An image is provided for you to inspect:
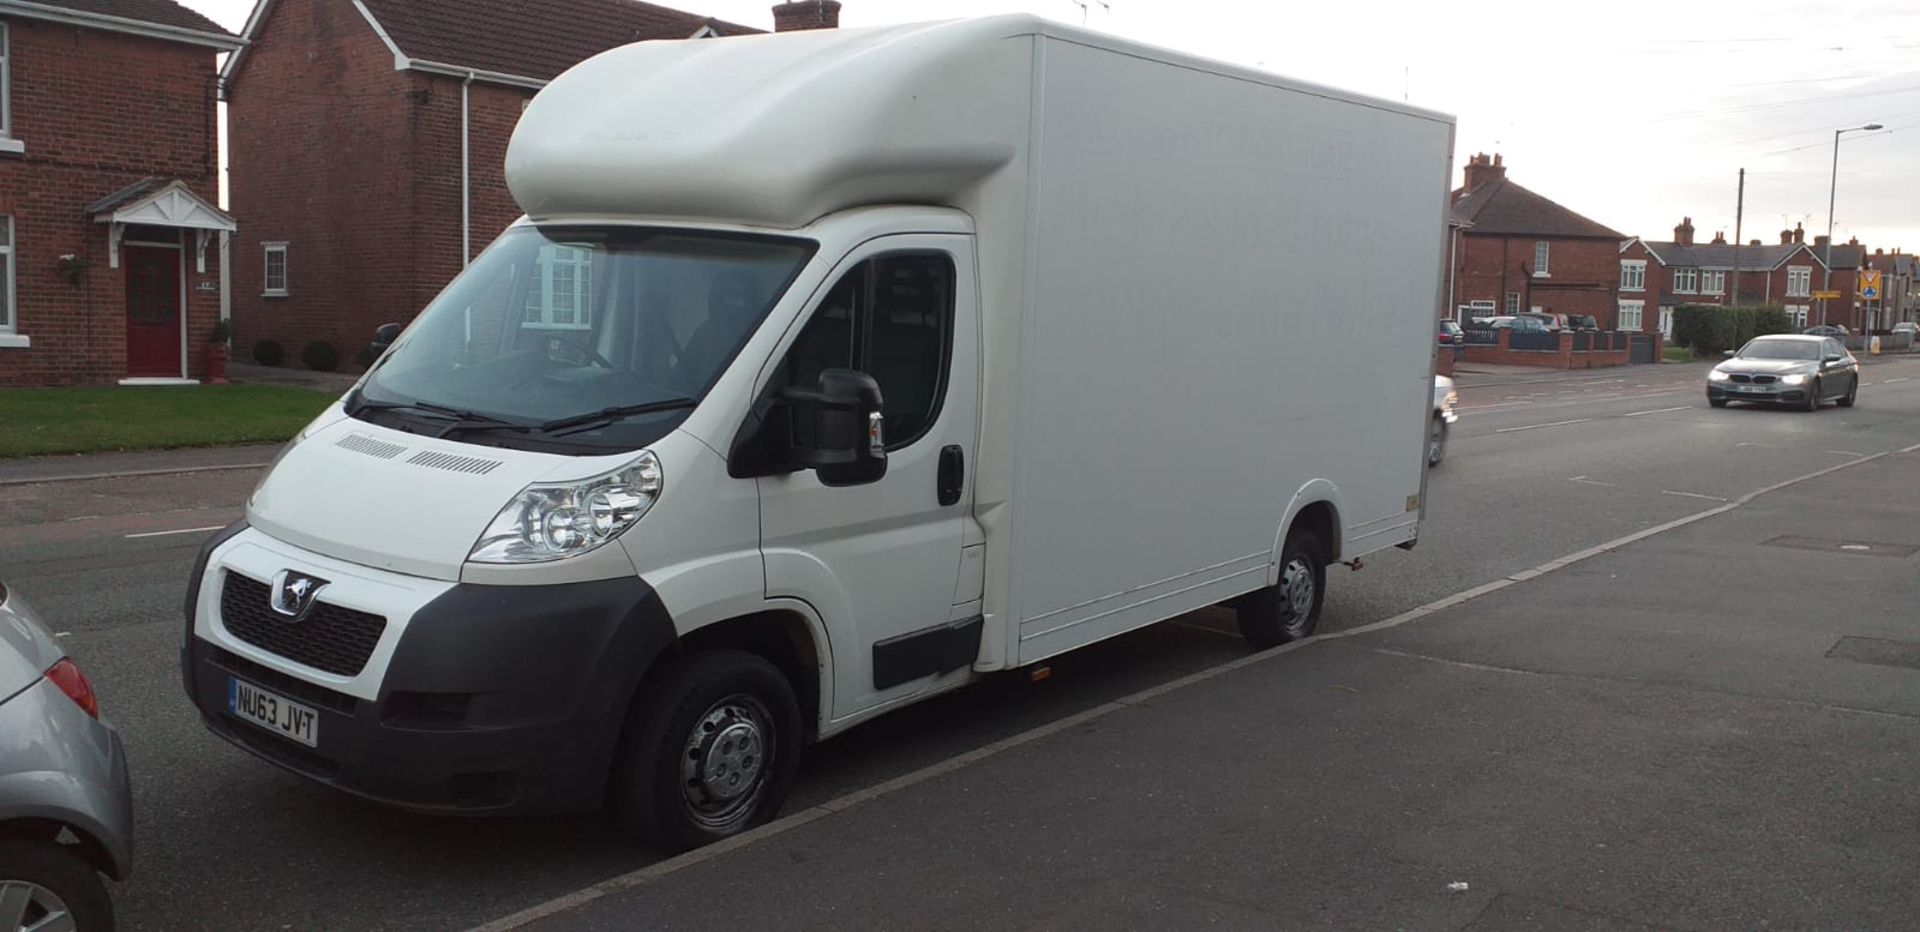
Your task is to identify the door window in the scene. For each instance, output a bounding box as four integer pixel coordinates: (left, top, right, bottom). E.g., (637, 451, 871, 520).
(781, 253, 955, 450)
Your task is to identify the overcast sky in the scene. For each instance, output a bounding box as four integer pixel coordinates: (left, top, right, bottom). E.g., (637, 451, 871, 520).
(183, 0, 1920, 253)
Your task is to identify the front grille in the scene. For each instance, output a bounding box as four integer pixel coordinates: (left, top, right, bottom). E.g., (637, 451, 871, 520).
(220, 573, 387, 677)
(209, 646, 358, 715)
(1730, 374, 1753, 383)
(1751, 374, 1777, 384)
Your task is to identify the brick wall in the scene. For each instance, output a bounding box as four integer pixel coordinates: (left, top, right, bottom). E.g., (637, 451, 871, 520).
(226, 0, 419, 365)
(1453, 234, 1621, 328)
(1461, 328, 1660, 370)
(227, 0, 538, 364)
(0, 20, 223, 385)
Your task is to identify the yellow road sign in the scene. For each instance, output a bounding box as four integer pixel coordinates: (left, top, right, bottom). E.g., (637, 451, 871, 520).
(1812, 290, 1843, 300)
(1860, 270, 1882, 300)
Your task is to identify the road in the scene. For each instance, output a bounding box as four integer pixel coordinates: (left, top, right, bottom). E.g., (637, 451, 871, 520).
(3, 355, 1918, 930)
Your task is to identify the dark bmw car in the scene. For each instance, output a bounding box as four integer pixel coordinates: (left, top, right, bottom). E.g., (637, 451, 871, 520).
(1707, 334, 1859, 411)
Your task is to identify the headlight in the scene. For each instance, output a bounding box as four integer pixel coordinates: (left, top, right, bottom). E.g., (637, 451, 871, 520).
(1708, 370, 1731, 382)
(1780, 373, 1808, 386)
(468, 452, 662, 564)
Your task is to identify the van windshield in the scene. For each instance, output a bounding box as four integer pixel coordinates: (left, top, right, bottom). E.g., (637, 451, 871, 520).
(352, 225, 813, 452)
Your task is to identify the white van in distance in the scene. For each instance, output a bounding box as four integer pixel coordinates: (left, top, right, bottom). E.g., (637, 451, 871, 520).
(183, 15, 1455, 851)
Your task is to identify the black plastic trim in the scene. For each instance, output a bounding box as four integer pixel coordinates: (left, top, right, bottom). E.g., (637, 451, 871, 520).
(872, 615, 983, 690)
(180, 518, 249, 701)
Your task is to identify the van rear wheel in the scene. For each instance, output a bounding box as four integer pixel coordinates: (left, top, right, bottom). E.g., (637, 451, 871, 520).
(612, 650, 803, 854)
(1236, 531, 1327, 649)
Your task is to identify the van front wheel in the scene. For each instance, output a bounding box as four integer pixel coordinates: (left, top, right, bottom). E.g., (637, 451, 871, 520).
(612, 649, 803, 853)
(1236, 531, 1327, 649)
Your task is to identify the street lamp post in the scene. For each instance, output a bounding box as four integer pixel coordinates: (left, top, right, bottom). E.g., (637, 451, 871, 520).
(1823, 122, 1883, 334)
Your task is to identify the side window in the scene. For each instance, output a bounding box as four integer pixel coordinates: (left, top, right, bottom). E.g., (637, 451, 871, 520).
(782, 252, 954, 449)
(1827, 338, 1843, 359)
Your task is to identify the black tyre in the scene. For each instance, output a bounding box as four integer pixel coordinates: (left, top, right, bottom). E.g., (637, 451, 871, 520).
(1708, 396, 1728, 408)
(0, 839, 115, 932)
(1838, 377, 1857, 408)
(1236, 531, 1328, 649)
(612, 650, 803, 853)
(1427, 417, 1448, 467)
(1803, 378, 1821, 412)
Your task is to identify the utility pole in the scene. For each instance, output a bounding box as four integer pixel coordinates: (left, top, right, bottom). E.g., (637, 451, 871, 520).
(1731, 168, 1744, 309)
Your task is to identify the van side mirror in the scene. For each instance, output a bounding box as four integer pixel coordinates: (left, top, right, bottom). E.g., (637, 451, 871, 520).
(1722, 350, 1736, 358)
(728, 368, 889, 486)
(371, 322, 402, 356)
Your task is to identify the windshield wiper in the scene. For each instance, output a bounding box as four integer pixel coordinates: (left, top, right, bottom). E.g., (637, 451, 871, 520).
(347, 394, 527, 437)
(534, 399, 698, 436)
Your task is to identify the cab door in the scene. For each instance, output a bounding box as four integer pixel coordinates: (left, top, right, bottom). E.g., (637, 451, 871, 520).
(756, 235, 980, 720)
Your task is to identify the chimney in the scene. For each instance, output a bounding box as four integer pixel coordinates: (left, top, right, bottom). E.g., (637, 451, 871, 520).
(1780, 229, 1793, 245)
(1710, 230, 1726, 245)
(772, 0, 840, 31)
(1793, 223, 1805, 244)
(1750, 239, 1762, 247)
(1814, 234, 1831, 250)
(1848, 236, 1859, 246)
(1462, 152, 1506, 194)
(1674, 216, 1695, 246)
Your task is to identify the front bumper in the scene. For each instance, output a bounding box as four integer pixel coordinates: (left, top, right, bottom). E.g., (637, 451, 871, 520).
(0, 678, 135, 880)
(1707, 383, 1809, 403)
(183, 527, 677, 815)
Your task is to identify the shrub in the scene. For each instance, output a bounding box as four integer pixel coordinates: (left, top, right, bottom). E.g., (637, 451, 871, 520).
(1672, 304, 1794, 356)
(252, 339, 285, 366)
(302, 340, 340, 372)
(352, 346, 377, 371)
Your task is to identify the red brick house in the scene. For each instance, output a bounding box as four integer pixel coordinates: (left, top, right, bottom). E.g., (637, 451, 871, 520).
(1446, 153, 1625, 328)
(0, 0, 239, 386)
(1620, 219, 1830, 335)
(223, 0, 843, 366)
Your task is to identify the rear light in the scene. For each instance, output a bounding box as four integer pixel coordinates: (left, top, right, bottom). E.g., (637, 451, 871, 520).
(45, 659, 100, 719)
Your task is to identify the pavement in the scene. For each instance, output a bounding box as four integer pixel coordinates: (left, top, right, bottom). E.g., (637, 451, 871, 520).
(3, 355, 1919, 930)
(227, 361, 360, 392)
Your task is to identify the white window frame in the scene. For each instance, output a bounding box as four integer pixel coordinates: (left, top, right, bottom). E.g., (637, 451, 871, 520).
(1787, 304, 1809, 328)
(1620, 260, 1646, 292)
(1504, 292, 1520, 314)
(0, 214, 19, 347)
(1786, 266, 1811, 298)
(262, 242, 288, 297)
(1533, 241, 1550, 277)
(1701, 270, 1725, 296)
(1, 22, 10, 139)
(1618, 299, 1644, 331)
(520, 245, 594, 330)
(1674, 268, 1698, 294)
(1657, 305, 1674, 338)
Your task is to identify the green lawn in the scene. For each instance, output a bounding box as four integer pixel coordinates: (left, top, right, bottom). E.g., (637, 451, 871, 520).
(1663, 345, 1695, 363)
(0, 385, 337, 458)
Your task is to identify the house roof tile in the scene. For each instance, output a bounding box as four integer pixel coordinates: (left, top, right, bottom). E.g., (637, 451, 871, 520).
(11, 0, 234, 39)
(357, 0, 760, 82)
(1449, 178, 1622, 240)
(1639, 241, 1824, 272)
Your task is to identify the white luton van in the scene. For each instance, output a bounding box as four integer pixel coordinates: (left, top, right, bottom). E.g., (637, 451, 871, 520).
(183, 15, 1454, 851)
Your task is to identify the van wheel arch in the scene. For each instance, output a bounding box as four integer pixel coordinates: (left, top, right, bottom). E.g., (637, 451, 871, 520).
(631, 610, 826, 744)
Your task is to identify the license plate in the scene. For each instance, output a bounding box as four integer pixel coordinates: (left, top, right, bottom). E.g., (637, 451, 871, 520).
(229, 678, 319, 747)
(1734, 385, 1763, 393)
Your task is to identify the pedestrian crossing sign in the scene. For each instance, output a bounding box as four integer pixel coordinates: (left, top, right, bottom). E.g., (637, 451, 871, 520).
(1860, 270, 1882, 300)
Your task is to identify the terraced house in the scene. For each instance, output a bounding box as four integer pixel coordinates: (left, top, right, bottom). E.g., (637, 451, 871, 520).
(0, 0, 239, 386)
(1446, 153, 1626, 329)
(1619, 219, 1830, 337)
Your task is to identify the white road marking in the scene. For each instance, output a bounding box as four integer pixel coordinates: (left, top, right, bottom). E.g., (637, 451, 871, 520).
(123, 525, 225, 540)
(1825, 450, 1866, 457)
(1736, 442, 1782, 448)
(1861, 382, 1874, 387)
(1457, 401, 1532, 411)
(1885, 377, 1911, 384)
(463, 448, 1902, 932)
(1623, 406, 1691, 417)
(1567, 476, 1616, 487)
(1661, 490, 1729, 502)
(1497, 418, 1592, 433)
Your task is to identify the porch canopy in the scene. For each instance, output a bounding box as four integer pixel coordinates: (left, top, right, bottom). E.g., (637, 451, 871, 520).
(87, 178, 236, 272)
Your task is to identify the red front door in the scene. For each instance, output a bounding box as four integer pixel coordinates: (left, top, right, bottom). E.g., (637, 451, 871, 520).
(125, 245, 183, 377)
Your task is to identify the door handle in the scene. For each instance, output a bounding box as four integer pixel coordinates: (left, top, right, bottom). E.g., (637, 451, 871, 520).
(937, 445, 964, 506)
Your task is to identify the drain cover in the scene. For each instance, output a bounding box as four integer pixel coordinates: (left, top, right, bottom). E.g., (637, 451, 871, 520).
(1760, 536, 1919, 558)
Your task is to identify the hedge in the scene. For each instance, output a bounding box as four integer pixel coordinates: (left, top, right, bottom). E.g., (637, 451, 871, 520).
(1671, 304, 1792, 356)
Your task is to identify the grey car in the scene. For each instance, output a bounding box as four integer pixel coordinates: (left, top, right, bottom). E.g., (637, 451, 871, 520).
(1707, 334, 1860, 411)
(0, 581, 132, 932)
